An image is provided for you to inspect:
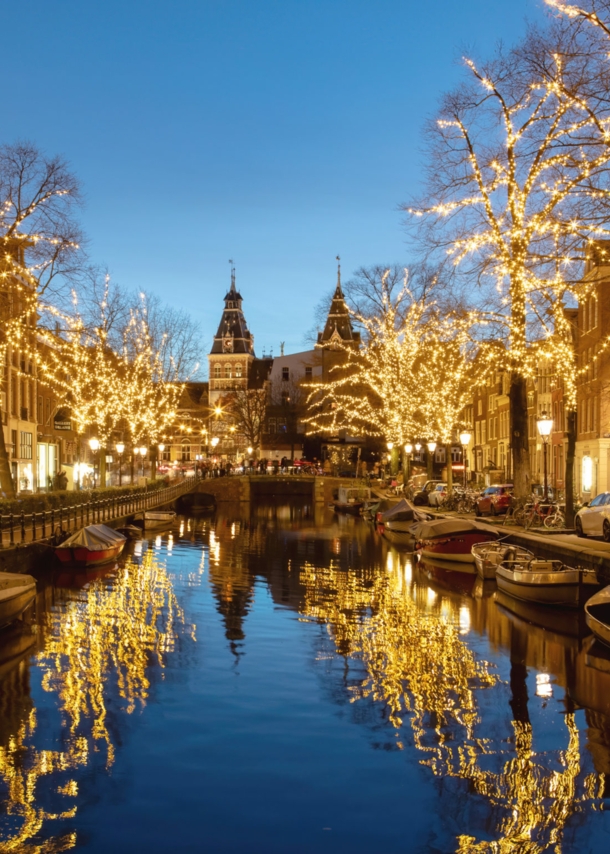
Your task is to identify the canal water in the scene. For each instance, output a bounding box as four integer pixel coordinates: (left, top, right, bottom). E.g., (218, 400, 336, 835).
(1, 501, 609, 853)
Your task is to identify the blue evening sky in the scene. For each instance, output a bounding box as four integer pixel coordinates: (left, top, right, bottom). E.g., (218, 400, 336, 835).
(7, 0, 548, 367)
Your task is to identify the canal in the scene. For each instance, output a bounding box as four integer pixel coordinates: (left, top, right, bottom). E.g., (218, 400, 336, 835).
(1, 500, 609, 853)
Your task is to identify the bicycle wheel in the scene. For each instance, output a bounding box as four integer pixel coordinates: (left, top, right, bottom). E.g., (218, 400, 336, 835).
(544, 512, 564, 529)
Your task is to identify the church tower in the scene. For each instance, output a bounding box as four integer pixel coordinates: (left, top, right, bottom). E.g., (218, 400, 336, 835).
(317, 259, 360, 349)
(208, 266, 255, 405)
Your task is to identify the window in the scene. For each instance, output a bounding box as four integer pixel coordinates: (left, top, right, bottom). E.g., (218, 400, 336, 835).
(162, 447, 171, 461)
(305, 366, 312, 378)
(235, 364, 242, 378)
(20, 431, 33, 459)
(477, 399, 482, 416)
(37, 395, 43, 424)
(282, 367, 289, 381)
(10, 429, 17, 456)
(277, 417, 287, 432)
(214, 365, 221, 378)
(224, 365, 232, 378)
(181, 445, 191, 461)
(268, 418, 276, 433)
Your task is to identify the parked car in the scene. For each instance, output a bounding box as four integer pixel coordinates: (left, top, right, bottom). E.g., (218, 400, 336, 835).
(427, 483, 448, 508)
(575, 491, 610, 539)
(475, 484, 513, 516)
(413, 480, 444, 506)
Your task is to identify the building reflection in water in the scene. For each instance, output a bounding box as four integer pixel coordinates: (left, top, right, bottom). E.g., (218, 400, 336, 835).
(0, 545, 188, 852)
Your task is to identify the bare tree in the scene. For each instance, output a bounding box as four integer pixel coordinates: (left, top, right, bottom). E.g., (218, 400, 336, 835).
(226, 388, 268, 452)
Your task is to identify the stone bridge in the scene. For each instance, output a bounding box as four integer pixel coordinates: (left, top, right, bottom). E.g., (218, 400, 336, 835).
(193, 475, 356, 505)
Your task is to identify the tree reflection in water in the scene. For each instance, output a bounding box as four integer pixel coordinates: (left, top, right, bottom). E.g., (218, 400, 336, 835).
(299, 552, 606, 853)
(0, 546, 187, 852)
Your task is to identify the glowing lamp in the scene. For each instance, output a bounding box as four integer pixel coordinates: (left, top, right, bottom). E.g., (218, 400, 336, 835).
(158, 443, 165, 452)
(404, 443, 413, 454)
(387, 441, 394, 450)
(89, 438, 100, 451)
(116, 442, 125, 454)
(247, 446, 253, 454)
(211, 437, 219, 448)
(536, 412, 553, 438)
(415, 442, 422, 452)
(459, 431, 472, 447)
(427, 440, 437, 453)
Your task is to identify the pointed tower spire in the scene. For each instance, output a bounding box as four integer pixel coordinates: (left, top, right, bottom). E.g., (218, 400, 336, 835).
(317, 256, 361, 349)
(229, 258, 236, 293)
(334, 254, 343, 298)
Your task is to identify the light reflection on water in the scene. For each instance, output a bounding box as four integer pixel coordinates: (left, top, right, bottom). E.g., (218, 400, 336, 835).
(0, 501, 608, 852)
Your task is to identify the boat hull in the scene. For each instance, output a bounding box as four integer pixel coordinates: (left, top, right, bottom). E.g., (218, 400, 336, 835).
(496, 565, 582, 608)
(333, 502, 363, 515)
(54, 542, 125, 569)
(0, 584, 36, 630)
(585, 586, 610, 648)
(417, 531, 496, 564)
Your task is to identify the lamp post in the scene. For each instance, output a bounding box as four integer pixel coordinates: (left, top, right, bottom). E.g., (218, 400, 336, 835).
(536, 411, 553, 501)
(89, 438, 100, 489)
(139, 446, 147, 478)
(157, 443, 165, 480)
(459, 431, 472, 489)
(426, 440, 437, 479)
(116, 442, 125, 487)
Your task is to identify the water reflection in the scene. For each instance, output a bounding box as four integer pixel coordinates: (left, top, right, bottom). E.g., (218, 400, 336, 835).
(295, 543, 609, 852)
(0, 545, 189, 851)
(0, 503, 609, 852)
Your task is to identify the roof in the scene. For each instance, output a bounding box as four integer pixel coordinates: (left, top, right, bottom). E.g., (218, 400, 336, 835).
(210, 276, 255, 355)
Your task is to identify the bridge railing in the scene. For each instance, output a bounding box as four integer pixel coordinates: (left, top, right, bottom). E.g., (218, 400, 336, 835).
(0, 478, 195, 549)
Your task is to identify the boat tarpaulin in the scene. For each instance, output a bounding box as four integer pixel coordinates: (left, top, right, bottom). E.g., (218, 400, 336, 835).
(57, 524, 126, 552)
(380, 499, 431, 523)
(410, 518, 497, 541)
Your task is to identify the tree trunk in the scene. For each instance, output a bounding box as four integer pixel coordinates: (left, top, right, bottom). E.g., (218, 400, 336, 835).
(130, 453, 135, 485)
(0, 421, 15, 498)
(100, 449, 107, 488)
(565, 408, 576, 527)
(150, 446, 157, 481)
(510, 374, 530, 498)
(427, 449, 434, 479)
(446, 444, 453, 492)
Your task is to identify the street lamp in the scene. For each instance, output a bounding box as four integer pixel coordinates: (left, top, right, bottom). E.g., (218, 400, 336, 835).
(536, 411, 553, 501)
(157, 443, 165, 478)
(89, 438, 100, 488)
(403, 443, 413, 484)
(116, 442, 125, 487)
(137, 446, 147, 477)
(459, 430, 472, 489)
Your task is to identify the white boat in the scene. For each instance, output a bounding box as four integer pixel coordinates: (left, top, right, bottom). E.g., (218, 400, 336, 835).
(585, 585, 610, 648)
(471, 542, 534, 580)
(411, 518, 497, 563)
(143, 510, 177, 529)
(0, 573, 37, 629)
(496, 558, 599, 608)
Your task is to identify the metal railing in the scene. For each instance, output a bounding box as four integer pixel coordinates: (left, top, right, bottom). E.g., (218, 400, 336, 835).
(0, 478, 195, 549)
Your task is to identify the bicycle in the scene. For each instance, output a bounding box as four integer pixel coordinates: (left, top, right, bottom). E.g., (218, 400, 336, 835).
(503, 497, 528, 527)
(524, 500, 554, 530)
(543, 505, 565, 529)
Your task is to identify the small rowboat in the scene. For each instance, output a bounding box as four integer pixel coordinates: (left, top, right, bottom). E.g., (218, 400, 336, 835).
(496, 558, 599, 608)
(54, 524, 127, 569)
(411, 519, 497, 563)
(379, 499, 433, 548)
(585, 585, 610, 648)
(333, 486, 371, 515)
(471, 542, 534, 580)
(143, 510, 177, 529)
(0, 573, 37, 629)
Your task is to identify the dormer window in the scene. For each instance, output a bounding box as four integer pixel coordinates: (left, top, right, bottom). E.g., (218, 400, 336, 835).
(227, 301, 234, 309)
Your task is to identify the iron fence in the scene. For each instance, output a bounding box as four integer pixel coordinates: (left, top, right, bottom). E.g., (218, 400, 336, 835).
(0, 478, 195, 549)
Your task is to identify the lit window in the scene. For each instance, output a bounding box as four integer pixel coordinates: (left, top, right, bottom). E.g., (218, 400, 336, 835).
(225, 366, 232, 378)
(235, 364, 242, 378)
(214, 365, 221, 378)
(582, 455, 593, 492)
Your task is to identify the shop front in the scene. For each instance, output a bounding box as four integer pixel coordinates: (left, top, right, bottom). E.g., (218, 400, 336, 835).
(37, 441, 58, 491)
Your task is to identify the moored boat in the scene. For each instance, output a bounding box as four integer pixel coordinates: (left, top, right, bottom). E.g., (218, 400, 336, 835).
(143, 510, 177, 529)
(411, 519, 497, 563)
(471, 541, 534, 580)
(54, 524, 127, 569)
(378, 499, 432, 548)
(333, 486, 371, 515)
(0, 573, 37, 629)
(585, 585, 610, 648)
(496, 558, 599, 608)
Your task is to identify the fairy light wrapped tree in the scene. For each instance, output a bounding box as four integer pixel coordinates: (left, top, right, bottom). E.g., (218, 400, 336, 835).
(406, 31, 610, 497)
(0, 142, 83, 496)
